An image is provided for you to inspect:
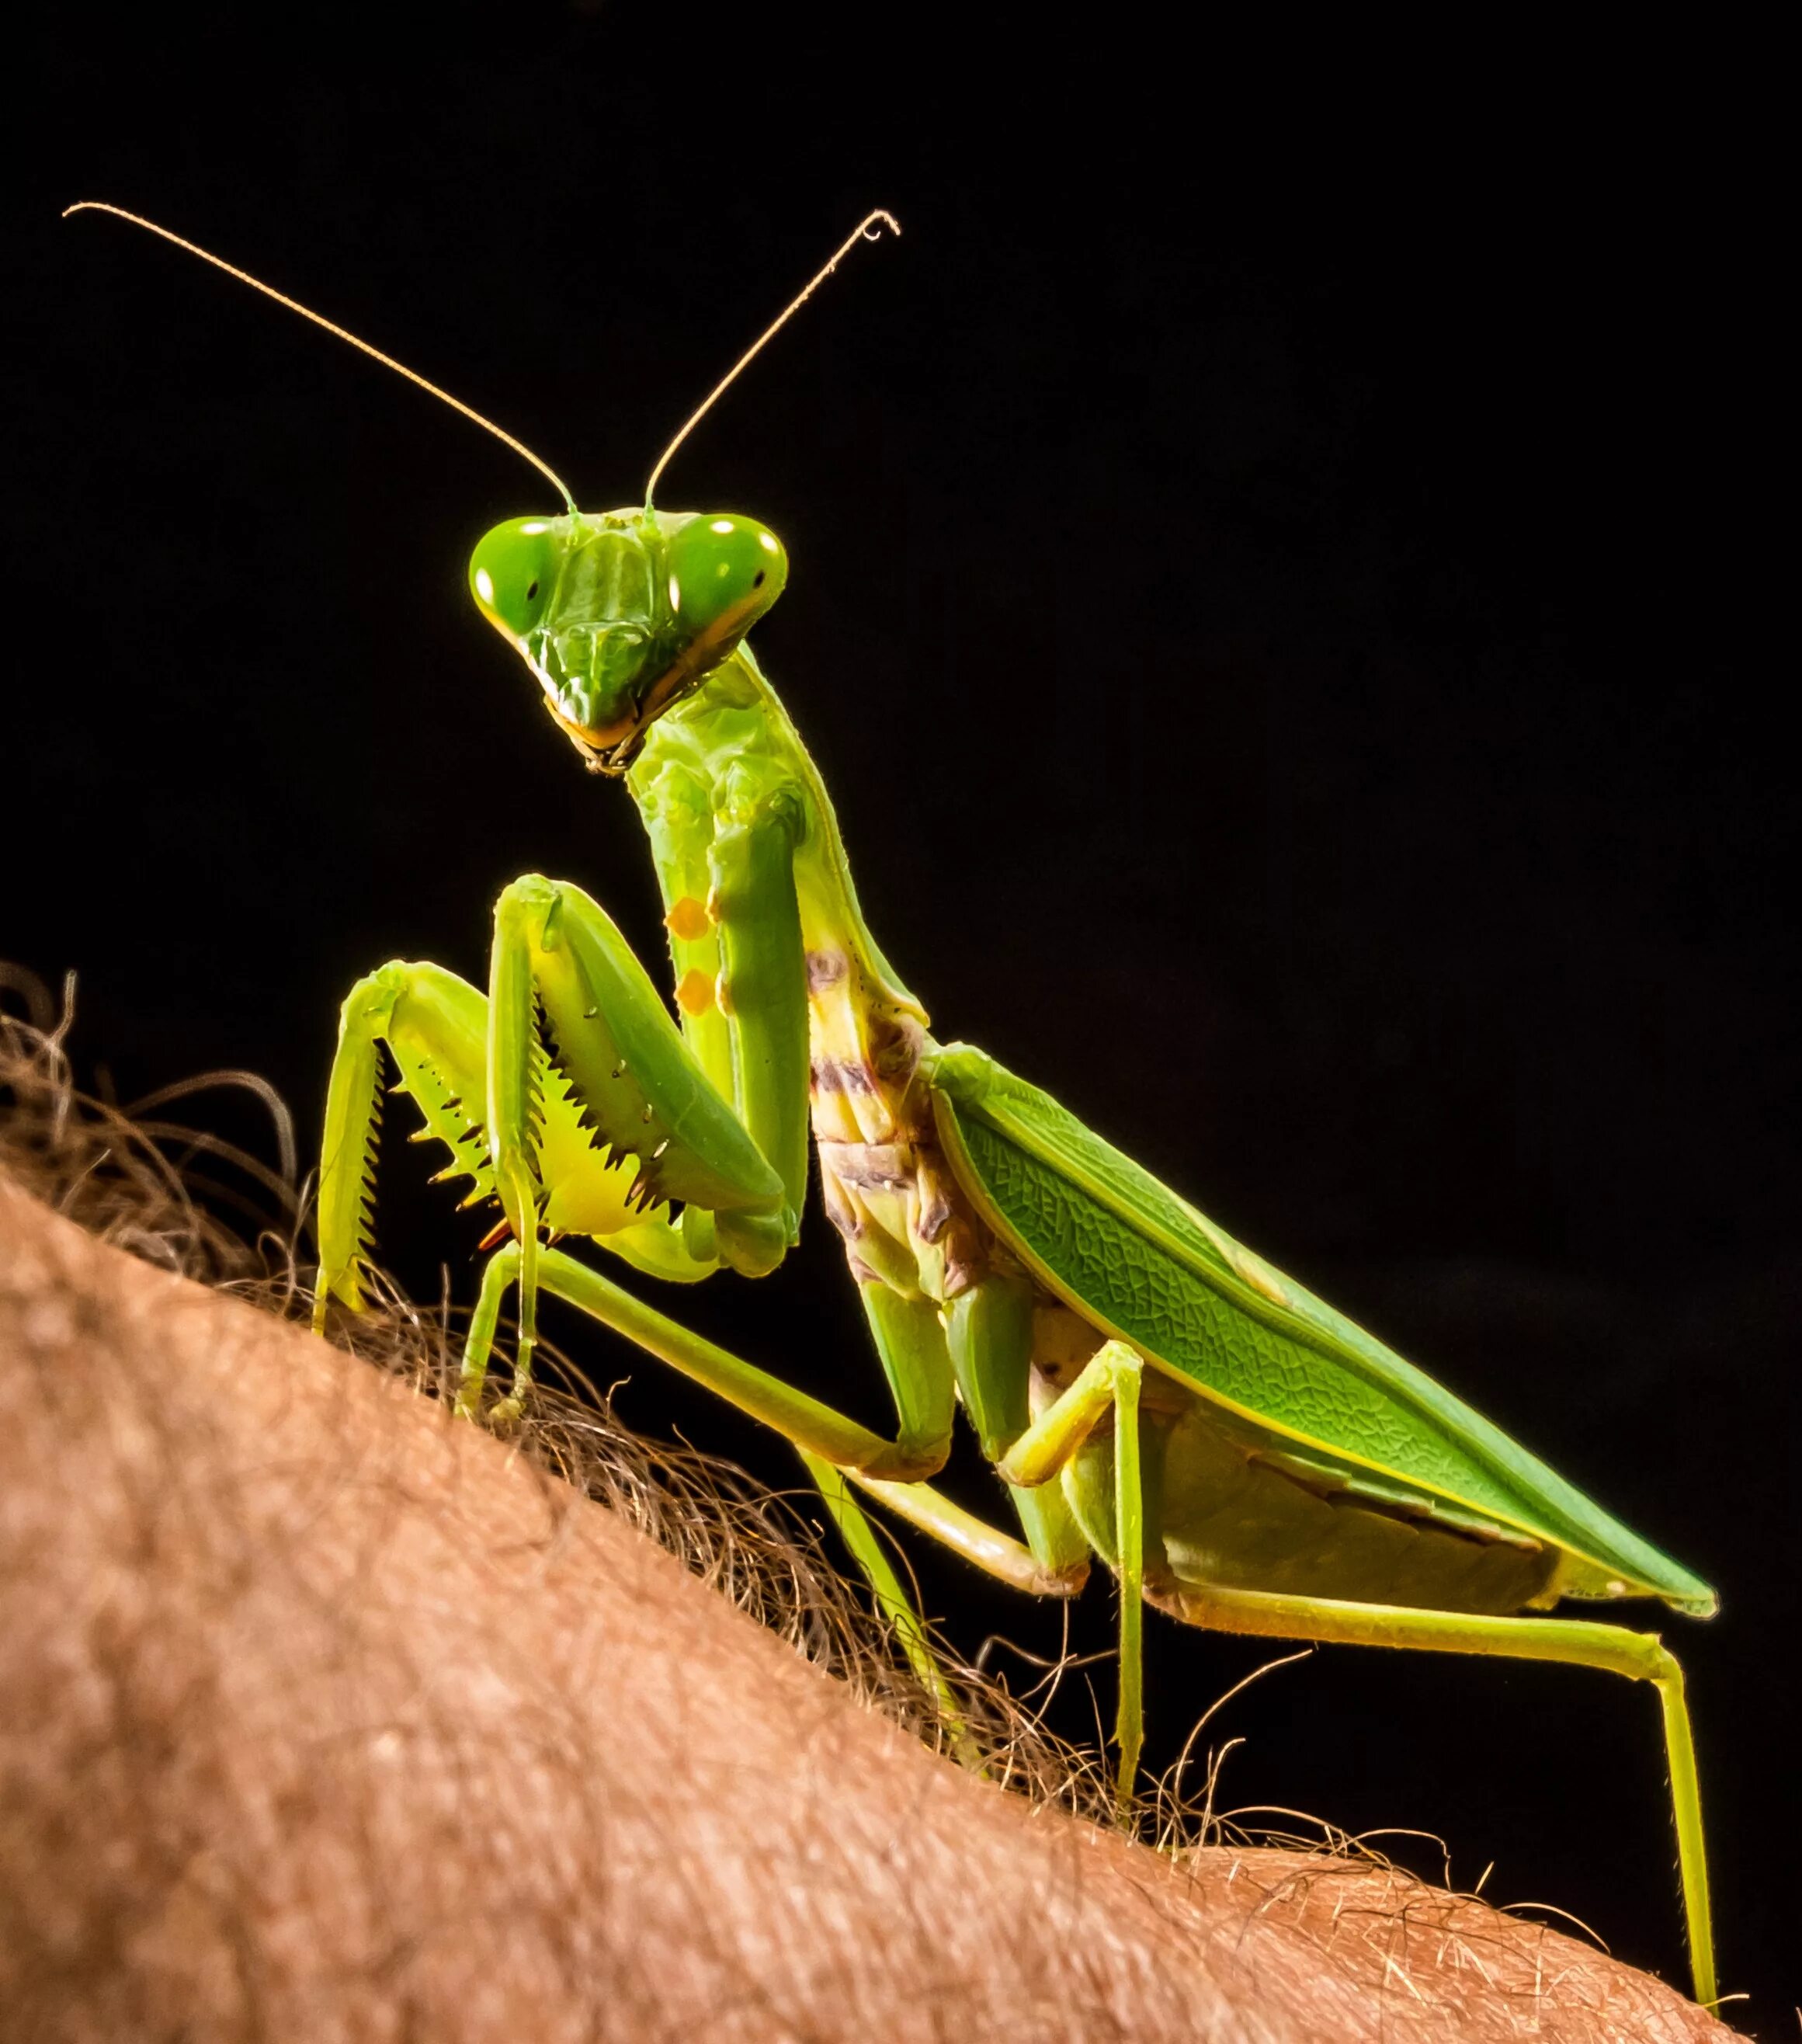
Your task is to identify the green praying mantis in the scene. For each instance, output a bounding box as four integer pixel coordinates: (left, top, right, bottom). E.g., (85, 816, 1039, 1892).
(68, 203, 1720, 2008)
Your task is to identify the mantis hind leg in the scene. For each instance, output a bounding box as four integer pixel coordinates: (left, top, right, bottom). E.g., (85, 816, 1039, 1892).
(1152, 1578, 1716, 2009)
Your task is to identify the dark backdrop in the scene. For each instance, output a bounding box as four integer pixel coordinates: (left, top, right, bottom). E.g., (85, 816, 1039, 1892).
(7, 12, 1792, 2024)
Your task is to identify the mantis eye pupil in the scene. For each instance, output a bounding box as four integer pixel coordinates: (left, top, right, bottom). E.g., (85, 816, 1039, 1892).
(752, 571, 766, 588)
(526, 579, 540, 600)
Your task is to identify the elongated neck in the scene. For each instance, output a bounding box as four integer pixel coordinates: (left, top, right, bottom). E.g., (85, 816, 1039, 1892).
(631, 648, 970, 1298)
(630, 646, 923, 1021)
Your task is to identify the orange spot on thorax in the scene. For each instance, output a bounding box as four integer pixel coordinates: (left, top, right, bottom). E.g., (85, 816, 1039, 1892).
(665, 895, 712, 944)
(675, 968, 716, 1017)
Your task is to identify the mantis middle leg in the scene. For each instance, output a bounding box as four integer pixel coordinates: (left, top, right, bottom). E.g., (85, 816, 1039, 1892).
(462, 1240, 947, 1476)
(460, 1240, 1085, 1738)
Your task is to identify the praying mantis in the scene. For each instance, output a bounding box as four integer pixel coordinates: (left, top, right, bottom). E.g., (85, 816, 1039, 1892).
(67, 203, 1720, 2008)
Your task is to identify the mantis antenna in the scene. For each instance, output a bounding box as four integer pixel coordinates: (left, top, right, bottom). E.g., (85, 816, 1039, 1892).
(62, 202, 579, 515)
(642, 209, 901, 509)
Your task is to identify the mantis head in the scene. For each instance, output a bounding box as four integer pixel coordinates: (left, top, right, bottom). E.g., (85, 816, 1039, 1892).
(470, 508, 789, 773)
(460, 205, 894, 776)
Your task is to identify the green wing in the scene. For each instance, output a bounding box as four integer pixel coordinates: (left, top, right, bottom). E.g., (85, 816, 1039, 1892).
(927, 1043, 1714, 1616)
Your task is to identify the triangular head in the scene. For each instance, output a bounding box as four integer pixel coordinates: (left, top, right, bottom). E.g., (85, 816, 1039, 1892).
(470, 508, 790, 775)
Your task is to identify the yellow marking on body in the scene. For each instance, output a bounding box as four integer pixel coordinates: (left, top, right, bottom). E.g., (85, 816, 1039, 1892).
(676, 968, 716, 1017)
(665, 896, 712, 943)
(810, 1090, 866, 1145)
(715, 972, 735, 1017)
(806, 972, 900, 1148)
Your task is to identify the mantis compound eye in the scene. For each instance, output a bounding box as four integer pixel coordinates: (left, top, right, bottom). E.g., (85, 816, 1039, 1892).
(665, 513, 788, 638)
(469, 516, 566, 642)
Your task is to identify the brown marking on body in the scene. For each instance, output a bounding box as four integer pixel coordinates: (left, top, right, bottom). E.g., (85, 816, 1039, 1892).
(915, 1190, 953, 1245)
(714, 973, 735, 1017)
(819, 1142, 913, 1191)
(866, 1012, 923, 1082)
(939, 1248, 982, 1299)
(803, 947, 995, 1305)
(675, 968, 716, 1016)
(665, 896, 712, 943)
(820, 1173, 862, 1240)
(809, 1057, 878, 1097)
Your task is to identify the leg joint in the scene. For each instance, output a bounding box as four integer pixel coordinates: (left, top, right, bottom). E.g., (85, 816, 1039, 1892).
(1096, 1340, 1144, 1390)
(491, 872, 561, 943)
(856, 1436, 952, 1483)
(337, 962, 409, 1033)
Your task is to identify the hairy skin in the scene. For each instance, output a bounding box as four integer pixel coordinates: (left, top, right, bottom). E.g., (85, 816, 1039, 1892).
(0, 1180, 1736, 2042)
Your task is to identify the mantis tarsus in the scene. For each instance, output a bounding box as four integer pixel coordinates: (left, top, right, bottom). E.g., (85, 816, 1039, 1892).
(68, 201, 1720, 2008)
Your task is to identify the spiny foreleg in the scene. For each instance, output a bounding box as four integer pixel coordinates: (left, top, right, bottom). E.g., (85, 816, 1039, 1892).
(312, 954, 713, 1340)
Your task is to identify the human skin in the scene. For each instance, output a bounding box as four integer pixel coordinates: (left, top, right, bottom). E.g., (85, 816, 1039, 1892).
(0, 1180, 1737, 2042)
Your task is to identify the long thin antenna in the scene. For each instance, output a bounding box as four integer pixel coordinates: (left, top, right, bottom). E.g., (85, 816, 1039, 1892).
(644, 209, 900, 509)
(63, 202, 578, 514)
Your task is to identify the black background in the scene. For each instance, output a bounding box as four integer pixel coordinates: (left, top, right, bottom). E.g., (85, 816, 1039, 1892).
(6, 11, 1793, 2025)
